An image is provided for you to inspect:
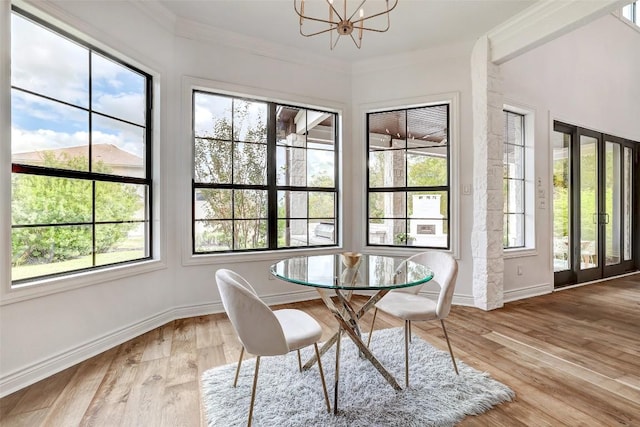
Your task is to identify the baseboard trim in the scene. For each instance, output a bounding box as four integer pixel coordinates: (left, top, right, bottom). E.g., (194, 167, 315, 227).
(0, 281, 552, 397)
(0, 308, 175, 398)
(504, 282, 553, 303)
(0, 289, 320, 398)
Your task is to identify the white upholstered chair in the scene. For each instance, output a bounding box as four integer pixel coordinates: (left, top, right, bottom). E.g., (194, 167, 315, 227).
(367, 251, 459, 387)
(215, 269, 331, 426)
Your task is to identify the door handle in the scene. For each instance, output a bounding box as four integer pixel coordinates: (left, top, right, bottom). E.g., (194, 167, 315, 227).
(603, 213, 609, 224)
(593, 213, 598, 225)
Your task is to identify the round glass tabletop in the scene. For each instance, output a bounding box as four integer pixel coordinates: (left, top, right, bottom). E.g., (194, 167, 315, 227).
(270, 254, 433, 290)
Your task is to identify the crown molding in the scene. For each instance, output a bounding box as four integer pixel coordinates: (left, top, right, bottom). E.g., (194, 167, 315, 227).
(351, 40, 474, 75)
(128, 0, 177, 33)
(130, 0, 350, 74)
(488, 0, 629, 64)
(173, 16, 352, 75)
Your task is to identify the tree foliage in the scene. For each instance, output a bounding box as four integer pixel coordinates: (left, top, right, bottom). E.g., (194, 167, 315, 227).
(12, 152, 142, 265)
(309, 174, 335, 219)
(368, 147, 449, 220)
(194, 101, 268, 250)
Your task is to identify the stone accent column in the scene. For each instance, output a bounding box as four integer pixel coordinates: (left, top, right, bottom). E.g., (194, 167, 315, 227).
(471, 35, 504, 310)
(383, 142, 406, 244)
(289, 134, 307, 238)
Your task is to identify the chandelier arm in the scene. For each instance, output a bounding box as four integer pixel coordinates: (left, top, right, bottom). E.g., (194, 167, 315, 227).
(349, 32, 362, 49)
(294, 0, 398, 50)
(331, 32, 342, 50)
(358, 0, 398, 22)
(294, 0, 339, 25)
(346, 0, 368, 22)
(357, 23, 391, 33)
(324, 0, 345, 22)
(300, 25, 338, 38)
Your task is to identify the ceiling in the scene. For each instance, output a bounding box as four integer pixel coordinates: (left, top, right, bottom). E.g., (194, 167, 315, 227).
(157, 0, 537, 61)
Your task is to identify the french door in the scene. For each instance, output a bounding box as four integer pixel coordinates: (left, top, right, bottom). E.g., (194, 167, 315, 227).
(553, 122, 638, 287)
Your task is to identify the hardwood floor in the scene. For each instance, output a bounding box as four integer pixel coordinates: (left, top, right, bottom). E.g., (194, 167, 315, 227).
(1, 274, 639, 426)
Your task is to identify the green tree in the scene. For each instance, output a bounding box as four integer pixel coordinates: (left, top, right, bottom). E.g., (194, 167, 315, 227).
(368, 152, 448, 221)
(12, 152, 142, 265)
(309, 174, 335, 219)
(194, 101, 268, 250)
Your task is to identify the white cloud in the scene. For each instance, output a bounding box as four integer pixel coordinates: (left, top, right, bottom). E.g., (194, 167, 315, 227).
(11, 13, 89, 107)
(193, 94, 267, 140)
(12, 127, 143, 158)
(12, 127, 89, 154)
(93, 92, 145, 125)
(194, 93, 232, 136)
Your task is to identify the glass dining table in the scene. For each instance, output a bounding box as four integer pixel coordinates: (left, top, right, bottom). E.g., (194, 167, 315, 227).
(270, 253, 433, 414)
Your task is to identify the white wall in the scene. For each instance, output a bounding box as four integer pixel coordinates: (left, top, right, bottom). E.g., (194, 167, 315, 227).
(500, 13, 640, 297)
(1, 0, 638, 397)
(350, 42, 476, 304)
(502, 14, 640, 143)
(0, 0, 179, 396)
(0, 0, 351, 396)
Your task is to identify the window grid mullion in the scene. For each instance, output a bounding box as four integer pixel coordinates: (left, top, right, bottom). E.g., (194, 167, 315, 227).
(366, 104, 450, 249)
(10, 7, 153, 284)
(192, 93, 338, 253)
(267, 103, 278, 249)
(504, 110, 525, 248)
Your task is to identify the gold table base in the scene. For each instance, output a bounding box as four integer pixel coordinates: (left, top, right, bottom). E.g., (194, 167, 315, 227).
(302, 288, 402, 414)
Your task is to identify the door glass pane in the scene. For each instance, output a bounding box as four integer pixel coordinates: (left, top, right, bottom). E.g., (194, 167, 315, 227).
(624, 147, 633, 261)
(580, 135, 598, 270)
(605, 142, 621, 266)
(552, 131, 571, 272)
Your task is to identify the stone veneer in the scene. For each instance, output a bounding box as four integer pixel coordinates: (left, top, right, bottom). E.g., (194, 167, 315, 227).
(471, 35, 504, 310)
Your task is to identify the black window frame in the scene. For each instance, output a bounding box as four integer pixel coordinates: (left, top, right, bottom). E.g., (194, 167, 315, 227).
(365, 103, 451, 249)
(191, 90, 340, 254)
(503, 109, 526, 249)
(623, 1, 638, 24)
(10, 7, 154, 285)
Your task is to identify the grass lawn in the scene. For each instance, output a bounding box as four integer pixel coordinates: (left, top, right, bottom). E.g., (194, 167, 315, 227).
(11, 250, 144, 281)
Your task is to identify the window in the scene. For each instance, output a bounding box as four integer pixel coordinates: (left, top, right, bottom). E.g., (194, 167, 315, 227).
(622, 1, 638, 26)
(10, 9, 153, 284)
(192, 91, 338, 253)
(503, 110, 525, 248)
(366, 104, 450, 248)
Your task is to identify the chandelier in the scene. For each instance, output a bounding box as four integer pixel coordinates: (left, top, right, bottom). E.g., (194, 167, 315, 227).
(294, 0, 398, 50)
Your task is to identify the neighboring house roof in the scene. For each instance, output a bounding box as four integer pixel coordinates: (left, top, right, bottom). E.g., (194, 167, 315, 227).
(13, 144, 142, 168)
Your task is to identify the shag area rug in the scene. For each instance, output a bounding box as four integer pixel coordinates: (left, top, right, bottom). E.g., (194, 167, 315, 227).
(201, 327, 514, 426)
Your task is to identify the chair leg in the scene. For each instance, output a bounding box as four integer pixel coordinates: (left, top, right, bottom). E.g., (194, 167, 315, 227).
(297, 349, 302, 372)
(440, 320, 459, 375)
(233, 346, 245, 387)
(248, 356, 260, 427)
(367, 308, 378, 347)
(404, 320, 410, 388)
(314, 343, 331, 413)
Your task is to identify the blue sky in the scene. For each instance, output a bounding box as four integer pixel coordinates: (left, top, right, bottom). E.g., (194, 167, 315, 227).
(195, 92, 335, 185)
(11, 13, 146, 158)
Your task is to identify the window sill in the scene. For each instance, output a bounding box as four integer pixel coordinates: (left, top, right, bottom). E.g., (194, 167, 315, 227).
(182, 246, 342, 267)
(1, 259, 166, 306)
(504, 247, 537, 259)
(363, 246, 456, 259)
